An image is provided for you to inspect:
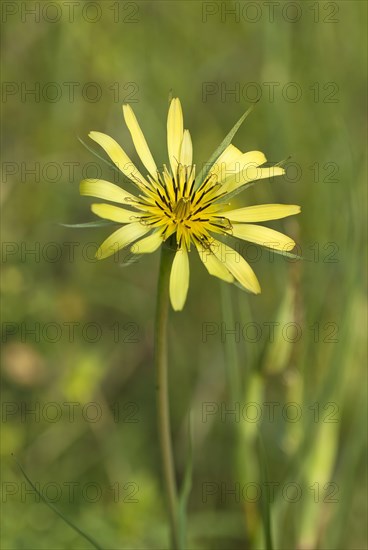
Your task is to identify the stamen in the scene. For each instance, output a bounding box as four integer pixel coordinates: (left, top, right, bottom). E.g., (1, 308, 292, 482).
(189, 178, 196, 198)
(173, 197, 191, 221)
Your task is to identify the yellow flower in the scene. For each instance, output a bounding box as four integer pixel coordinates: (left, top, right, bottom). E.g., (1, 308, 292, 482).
(80, 98, 300, 311)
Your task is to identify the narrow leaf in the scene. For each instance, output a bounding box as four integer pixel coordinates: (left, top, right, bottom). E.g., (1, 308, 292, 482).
(60, 220, 116, 229)
(195, 104, 255, 189)
(12, 455, 103, 550)
(77, 135, 119, 173)
(214, 169, 286, 203)
(233, 281, 254, 294)
(219, 234, 303, 263)
(275, 155, 292, 167)
(119, 252, 142, 267)
(265, 247, 303, 261)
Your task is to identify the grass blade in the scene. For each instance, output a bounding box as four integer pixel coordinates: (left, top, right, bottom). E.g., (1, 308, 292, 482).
(214, 169, 286, 203)
(263, 247, 303, 261)
(195, 104, 255, 189)
(77, 135, 120, 174)
(60, 220, 116, 229)
(12, 455, 104, 550)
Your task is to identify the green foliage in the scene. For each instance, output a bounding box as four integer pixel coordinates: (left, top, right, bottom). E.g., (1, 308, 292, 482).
(1, 1, 366, 549)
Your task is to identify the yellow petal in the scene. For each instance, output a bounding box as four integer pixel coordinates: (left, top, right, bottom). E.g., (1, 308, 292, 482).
(179, 129, 193, 167)
(96, 222, 149, 259)
(169, 248, 190, 311)
(209, 144, 243, 182)
(122, 104, 158, 178)
(131, 231, 163, 254)
(219, 204, 301, 222)
(219, 151, 267, 187)
(167, 98, 184, 175)
(226, 166, 285, 193)
(91, 203, 141, 223)
(232, 224, 296, 251)
(196, 242, 234, 283)
(80, 179, 136, 204)
(211, 240, 261, 294)
(89, 131, 148, 187)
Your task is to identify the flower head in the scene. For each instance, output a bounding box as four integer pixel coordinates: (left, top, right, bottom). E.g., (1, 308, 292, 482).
(80, 98, 300, 310)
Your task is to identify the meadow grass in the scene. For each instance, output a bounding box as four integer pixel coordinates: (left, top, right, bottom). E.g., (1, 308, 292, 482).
(1, 1, 366, 548)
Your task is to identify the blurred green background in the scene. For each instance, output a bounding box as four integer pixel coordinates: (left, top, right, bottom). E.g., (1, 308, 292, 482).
(1, 1, 366, 548)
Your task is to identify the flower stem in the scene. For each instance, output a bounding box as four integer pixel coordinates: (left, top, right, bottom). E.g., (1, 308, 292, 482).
(154, 244, 180, 549)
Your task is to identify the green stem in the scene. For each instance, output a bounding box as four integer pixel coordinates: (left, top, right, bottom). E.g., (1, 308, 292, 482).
(154, 244, 180, 549)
